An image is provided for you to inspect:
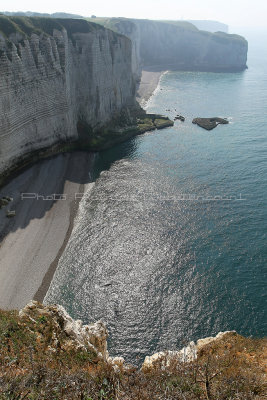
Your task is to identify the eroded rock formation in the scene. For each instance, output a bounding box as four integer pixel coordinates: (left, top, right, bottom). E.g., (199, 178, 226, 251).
(19, 301, 109, 361)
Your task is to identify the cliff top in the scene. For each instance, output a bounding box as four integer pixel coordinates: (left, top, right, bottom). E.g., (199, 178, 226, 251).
(1, 11, 84, 19)
(87, 17, 198, 33)
(199, 29, 247, 44)
(87, 16, 247, 45)
(0, 15, 106, 40)
(94, 17, 197, 29)
(0, 302, 266, 399)
(0, 15, 247, 47)
(158, 19, 199, 31)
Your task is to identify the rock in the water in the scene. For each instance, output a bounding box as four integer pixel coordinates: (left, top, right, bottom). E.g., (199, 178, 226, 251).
(174, 115, 185, 122)
(192, 117, 229, 130)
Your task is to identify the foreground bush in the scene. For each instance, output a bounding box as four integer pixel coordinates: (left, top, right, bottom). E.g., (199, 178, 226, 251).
(0, 306, 266, 399)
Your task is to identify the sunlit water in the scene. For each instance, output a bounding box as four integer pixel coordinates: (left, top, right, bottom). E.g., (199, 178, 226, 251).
(45, 30, 267, 363)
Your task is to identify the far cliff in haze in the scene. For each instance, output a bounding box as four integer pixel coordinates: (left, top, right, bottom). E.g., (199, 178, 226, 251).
(187, 20, 228, 32)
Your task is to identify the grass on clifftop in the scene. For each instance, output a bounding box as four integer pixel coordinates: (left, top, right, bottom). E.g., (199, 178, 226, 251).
(199, 29, 247, 44)
(0, 15, 105, 40)
(86, 17, 247, 45)
(0, 307, 266, 400)
(0, 15, 247, 47)
(86, 17, 198, 34)
(159, 20, 199, 31)
(86, 17, 136, 35)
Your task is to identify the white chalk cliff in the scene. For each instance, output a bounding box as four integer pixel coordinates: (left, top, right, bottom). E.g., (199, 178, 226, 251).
(0, 17, 135, 179)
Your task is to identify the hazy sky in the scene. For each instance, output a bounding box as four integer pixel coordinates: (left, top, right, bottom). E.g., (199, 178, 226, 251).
(1, 0, 267, 28)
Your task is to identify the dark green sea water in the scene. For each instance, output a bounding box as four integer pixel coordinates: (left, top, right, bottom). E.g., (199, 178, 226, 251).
(45, 30, 267, 363)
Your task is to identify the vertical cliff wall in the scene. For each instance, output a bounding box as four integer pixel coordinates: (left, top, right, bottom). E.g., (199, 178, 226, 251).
(0, 17, 135, 178)
(98, 19, 142, 81)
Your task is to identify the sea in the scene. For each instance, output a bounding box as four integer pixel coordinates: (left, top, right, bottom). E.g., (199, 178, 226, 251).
(45, 28, 267, 364)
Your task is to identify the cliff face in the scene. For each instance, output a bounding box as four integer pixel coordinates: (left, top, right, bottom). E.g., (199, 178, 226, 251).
(94, 18, 248, 77)
(0, 17, 135, 178)
(100, 19, 142, 81)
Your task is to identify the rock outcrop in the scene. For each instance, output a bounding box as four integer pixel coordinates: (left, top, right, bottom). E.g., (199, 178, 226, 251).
(19, 301, 109, 361)
(19, 301, 132, 371)
(92, 18, 248, 77)
(0, 16, 135, 181)
(192, 117, 229, 130)
(18, 301, 239, 373)
(3, 11, 84, 19)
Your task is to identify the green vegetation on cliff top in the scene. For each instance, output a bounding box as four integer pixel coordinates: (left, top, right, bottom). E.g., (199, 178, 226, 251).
(3, 11, 84, 19)
(87, 16, 247, 44)
(162, 21, 246, 43)
(0, 15, 247, 45)
(87, 17, 198, 33)
(86, 17, 136, 34)
(0, 15, 105, 39)
(199, 29, 247, 44)
(158, 20, 199, 31)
